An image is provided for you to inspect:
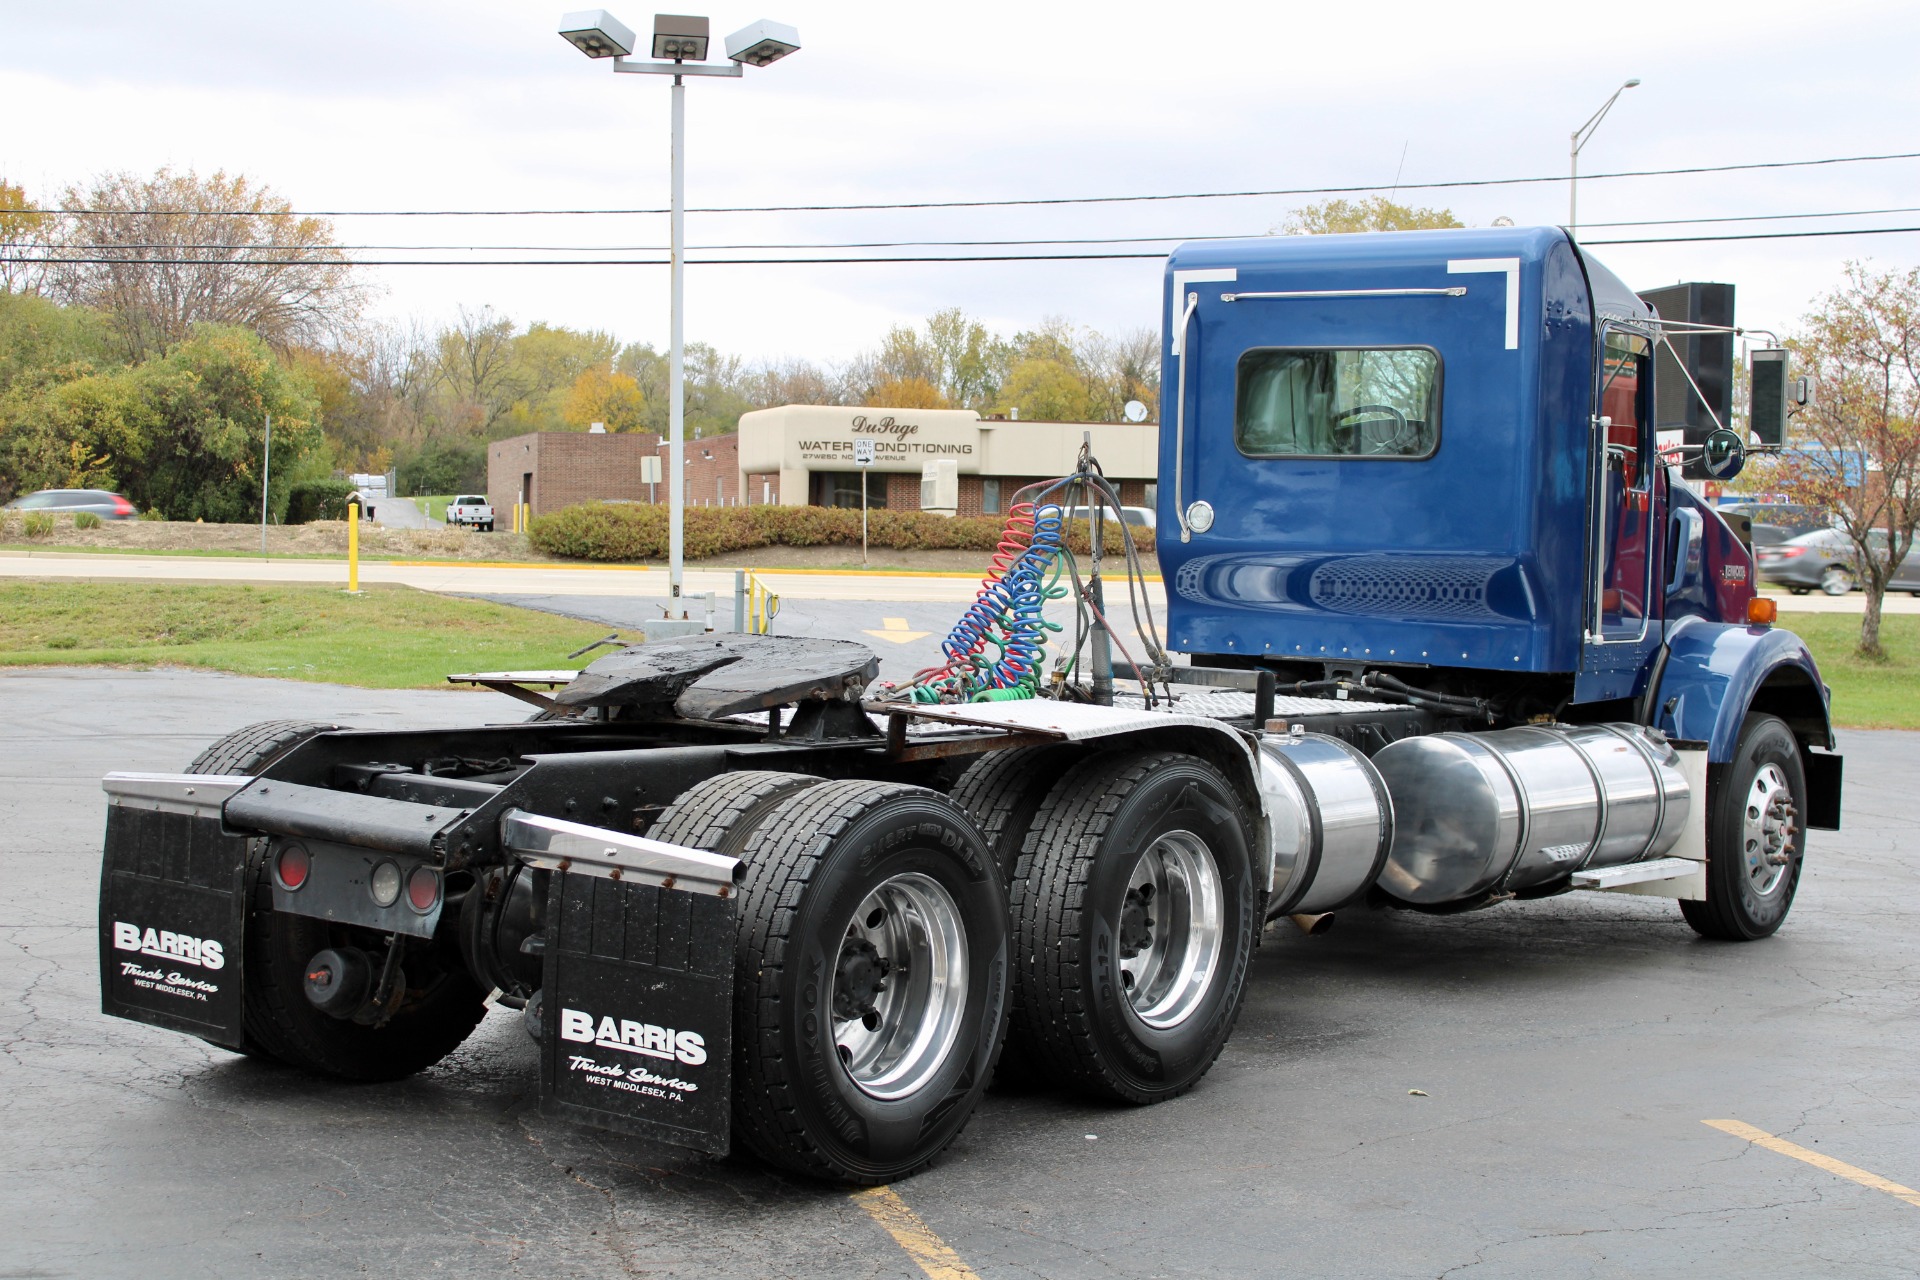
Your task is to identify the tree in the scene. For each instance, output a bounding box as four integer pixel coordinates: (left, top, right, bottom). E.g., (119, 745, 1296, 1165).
(1775, 262, 1920, 657)
(0, 180, 50, 295)
(434, 306, 519, 433)
(1280, 196, 1463, 235)
(1000, 357, 1095, 422)
(46, 168, 361, 361)
(864, 376, 950, 409)
(13, 325, 322, 520)
(562, 366, 648, 432)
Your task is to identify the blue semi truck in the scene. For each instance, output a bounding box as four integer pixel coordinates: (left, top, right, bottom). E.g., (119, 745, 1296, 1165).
(97, 227, 1840, 1184)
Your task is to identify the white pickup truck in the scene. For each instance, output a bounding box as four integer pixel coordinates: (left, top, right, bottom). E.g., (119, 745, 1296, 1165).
(444, 495, 494, 531)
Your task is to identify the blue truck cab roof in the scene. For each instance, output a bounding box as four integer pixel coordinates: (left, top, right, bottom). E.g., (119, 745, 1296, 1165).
(1159, 226, 1649, 675)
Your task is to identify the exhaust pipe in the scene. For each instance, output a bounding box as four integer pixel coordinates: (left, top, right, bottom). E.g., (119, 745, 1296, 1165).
(1289, 912, 1335, 936)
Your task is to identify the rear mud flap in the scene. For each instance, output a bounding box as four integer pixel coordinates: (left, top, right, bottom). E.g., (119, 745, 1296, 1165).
(539, 872, 735, 1155)
(98, 805, 250, 1048)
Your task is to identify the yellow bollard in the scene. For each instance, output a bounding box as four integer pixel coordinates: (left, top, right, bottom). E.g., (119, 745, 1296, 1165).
(347, 499, 361, 593)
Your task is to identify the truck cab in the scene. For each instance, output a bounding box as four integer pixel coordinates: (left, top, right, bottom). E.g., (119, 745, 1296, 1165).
(1159, 227, 1839, 804)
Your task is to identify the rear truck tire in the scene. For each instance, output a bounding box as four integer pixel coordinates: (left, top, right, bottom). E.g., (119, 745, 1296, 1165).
(1010, 750, 1257, 1105)
(729, 780, 1009, 1184)
(1820, 564, 1855, 595)
(945, 744, 1080, 1091)
(1681, 713, 1807, 942)
(190, 720, 489, 1079)
(186, 719, 345, 776)
(947, 744, 1081, 883)
(649, 770, 826, 854)
(185, 720, 346, 1065)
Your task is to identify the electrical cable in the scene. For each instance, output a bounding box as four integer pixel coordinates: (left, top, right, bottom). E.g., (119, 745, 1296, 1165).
(13, 221, 1919, 269)
(21, 148, 1920, 217)
(22, 204, 1920, 254)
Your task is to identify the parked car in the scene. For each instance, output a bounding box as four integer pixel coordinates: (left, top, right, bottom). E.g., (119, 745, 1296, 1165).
(445, 494, 495, 531)
(1118, 505, 1156, 531)
(3, 488, 137, 519)
(1719, 501, 1828, 538)
(1748, 522, 1793, 547)
(1756, 528, 1920, 596)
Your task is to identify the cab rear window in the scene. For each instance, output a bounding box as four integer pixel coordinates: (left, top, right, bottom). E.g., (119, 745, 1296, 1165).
(1235, 347, 1441, 459)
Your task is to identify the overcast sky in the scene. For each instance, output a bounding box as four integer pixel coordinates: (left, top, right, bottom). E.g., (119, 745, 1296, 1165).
(3, 0, 1916, 364)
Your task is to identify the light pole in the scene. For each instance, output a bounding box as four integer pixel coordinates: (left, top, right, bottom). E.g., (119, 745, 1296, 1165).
(1569, 77, 1640, 232)
(559, 11, 800, 599)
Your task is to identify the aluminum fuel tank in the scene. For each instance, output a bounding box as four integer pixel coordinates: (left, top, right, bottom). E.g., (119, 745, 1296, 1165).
(1258, 731, 1394, 917)
(1370, 724, 1689, 906)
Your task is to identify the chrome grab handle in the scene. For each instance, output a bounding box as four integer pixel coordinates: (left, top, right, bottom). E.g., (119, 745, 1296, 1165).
(1171, 290, 1201, 544)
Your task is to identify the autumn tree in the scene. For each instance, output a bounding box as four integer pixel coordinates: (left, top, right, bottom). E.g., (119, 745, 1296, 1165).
(46, 168, 361, 361)
(1280, 196, 1464, 235)
(864, 376, 950, 409)
(1776, 262, 1920, 656)
(563, 366, 648, 431)
(0, 180, 49, 295)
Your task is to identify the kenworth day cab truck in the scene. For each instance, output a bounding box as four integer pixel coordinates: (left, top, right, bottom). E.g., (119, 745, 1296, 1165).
(97, 227, 1841, 1184)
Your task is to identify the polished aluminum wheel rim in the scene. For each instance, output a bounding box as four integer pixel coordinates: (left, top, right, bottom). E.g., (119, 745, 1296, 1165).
(1742, 763, 1798, 898)
(1118, 830, 1224, 1030)
(830, 872, 968, 1101)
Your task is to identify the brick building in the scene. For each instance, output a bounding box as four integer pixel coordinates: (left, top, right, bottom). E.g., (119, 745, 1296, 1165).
(488, 407, 1157, 523)
(487, 430, 741, 522)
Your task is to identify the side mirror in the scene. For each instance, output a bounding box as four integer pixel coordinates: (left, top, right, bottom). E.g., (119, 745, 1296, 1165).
(1701, 428, 1746, 480)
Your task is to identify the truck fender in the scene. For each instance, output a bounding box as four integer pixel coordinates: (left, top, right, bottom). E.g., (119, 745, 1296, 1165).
(1649, 616, 1841, 829)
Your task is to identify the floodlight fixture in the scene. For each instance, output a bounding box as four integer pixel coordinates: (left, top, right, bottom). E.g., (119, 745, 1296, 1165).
(653, 13, 711, 60)
(725, 19, 800, 66)
(558, 9, 636, 58)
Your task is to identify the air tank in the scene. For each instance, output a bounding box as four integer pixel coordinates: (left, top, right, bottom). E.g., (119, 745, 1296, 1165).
(1370, 723, 1689, 907)
(1257, 731, 1394, 917)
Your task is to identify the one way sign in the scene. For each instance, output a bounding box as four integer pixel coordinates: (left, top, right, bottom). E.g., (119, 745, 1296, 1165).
(853, 439, 875, 466)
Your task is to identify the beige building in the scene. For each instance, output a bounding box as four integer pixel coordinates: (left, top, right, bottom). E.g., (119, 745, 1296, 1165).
(737, 406, 1158, 516)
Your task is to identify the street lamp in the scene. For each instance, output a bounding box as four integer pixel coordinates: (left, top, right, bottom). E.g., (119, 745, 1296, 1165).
(1568, 77, 1640, 232)
(558, 11, 801, 597)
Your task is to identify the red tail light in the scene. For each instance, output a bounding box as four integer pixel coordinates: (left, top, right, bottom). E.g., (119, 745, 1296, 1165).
(112, 496, 135, 515)
(1776, 547, 1805, 558)
(276, 844, 310, 890)
(406, 865, 441, 913)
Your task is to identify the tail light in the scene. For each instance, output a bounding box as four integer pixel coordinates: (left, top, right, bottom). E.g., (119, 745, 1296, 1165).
(1775, 547, 1806, 558)
(111, 496, 134, 515)
(406, 865, 441, 913)
(275, 843, 311, 890)
(369, 860, 403, 908)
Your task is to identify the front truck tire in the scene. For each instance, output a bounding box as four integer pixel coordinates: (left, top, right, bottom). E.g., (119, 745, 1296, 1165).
(722, 779, 1009, 1184)
(1681, 713, 1808, 941)
(187, 720, 488, 1080)
(1011, 750, 1258, 1104)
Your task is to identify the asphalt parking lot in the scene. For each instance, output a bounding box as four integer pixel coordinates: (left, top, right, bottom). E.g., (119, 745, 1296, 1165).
(4, 667, 1918, 1279)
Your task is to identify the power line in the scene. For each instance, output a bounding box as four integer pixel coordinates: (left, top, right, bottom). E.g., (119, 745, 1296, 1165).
(20, 149, 1920, 218)
(10, 223, 1919, 269)
(18, 205, 1920, 256)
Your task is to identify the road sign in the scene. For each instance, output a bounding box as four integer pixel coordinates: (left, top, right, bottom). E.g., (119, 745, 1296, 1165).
(640, 455, 662, 483)
(853, 439, 875, 466)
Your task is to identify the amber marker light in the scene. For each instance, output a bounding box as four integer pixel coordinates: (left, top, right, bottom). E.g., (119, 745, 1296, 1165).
(1748, 598, 1778, 626)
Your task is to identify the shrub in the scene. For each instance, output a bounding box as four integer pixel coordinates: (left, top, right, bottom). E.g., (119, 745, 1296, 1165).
(525, 501, 1145, 563)
(73, 511, 101, 530)
(23, 511, 54, 539)
(138, 507, 166, 522)
(285, 477, 359, 524)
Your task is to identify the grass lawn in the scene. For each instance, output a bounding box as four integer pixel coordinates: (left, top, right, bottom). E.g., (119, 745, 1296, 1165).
(0, 581, 610, 688)
(419, 495, 455, 523)
(1782, 611, 1920, 730)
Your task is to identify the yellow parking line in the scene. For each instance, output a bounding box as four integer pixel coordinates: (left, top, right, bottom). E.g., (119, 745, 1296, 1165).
(1705, 1119, 1920, 1208)
(851, 1185, 981, 1280)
